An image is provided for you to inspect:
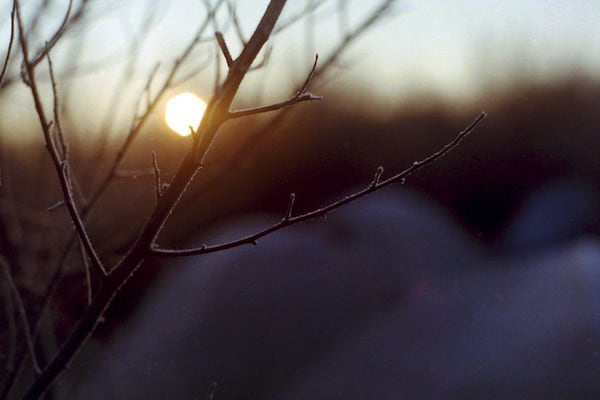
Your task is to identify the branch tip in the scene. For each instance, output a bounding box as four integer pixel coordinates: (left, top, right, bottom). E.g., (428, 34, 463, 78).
(371, 166, 384, 187)
(284, 193, 296, 220)
(47, 201, 66, 212)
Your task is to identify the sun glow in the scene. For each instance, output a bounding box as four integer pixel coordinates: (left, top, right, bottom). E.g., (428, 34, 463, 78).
(165, 92, 207, 136)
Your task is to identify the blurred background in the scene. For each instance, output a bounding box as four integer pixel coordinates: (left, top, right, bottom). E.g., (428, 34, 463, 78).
(1, 0, 600, 397)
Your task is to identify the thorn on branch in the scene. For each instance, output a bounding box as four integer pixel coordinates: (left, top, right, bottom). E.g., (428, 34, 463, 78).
(298, 92, 323, 101)
(283, 193, 296, 221)
(371, 166, 384, 188)
(47, 201, 66, 212)
(152, 151, 162, 201)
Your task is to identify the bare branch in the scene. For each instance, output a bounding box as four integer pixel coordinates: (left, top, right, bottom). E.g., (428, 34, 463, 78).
(227, 54, 321, 119)
(47, 55, 68, 160)
(21, 3, 291, 397)
(0, 0, 16, 88)
(152, 112, 487, 258)
(227, 91, 322, 119)
(29, 0, 72, 68)
(61, 162, 107, 276)
(299, 53, 319, 92)
(152, 151, 162, 202)
(84, 1, 223, 215)
(17, 1, 107, 278)
(204, 1, 397, 188)
(192, 0, 288, 164)
(283, 192, 296, 221)
(215, 32, 233, 67)
(20, 0, 73, 86)
(77, 237, 93, 305)
(47, 201, 66, 212)
(370, 166, 384, 188)
(0, 254, 41, 374)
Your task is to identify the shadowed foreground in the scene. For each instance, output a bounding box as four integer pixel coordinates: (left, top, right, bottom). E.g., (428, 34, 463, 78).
(65, 188, 600, 399)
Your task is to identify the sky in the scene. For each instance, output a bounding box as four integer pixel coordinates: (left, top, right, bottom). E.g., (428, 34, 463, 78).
(1, 0, 600, 138)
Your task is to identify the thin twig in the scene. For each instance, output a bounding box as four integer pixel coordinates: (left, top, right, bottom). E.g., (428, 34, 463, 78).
(84, 0, 225, 215)
(152, 151, 162, 202)
(14, 3, 225, 392)
(77, 237, 93, 305)
(47, 55, 68, 160)
(22, 3, 288, 398)
(28, 0, 73, 69)
(283, 192, 296, 221)
(0, 254, 41, 374)
(20, 0, 73, 86)
(152, 112, 486, 257)
(227, 54, 321, 119)
(215, 32, 233, 67)
(204, 0, 396, 188)
(192, 0, 288, 165)
(0, 0, 16, 88)
(17, 2, 106, 277)
(60, 162, 106, 276)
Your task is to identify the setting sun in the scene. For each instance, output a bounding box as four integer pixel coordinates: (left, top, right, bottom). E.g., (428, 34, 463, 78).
(165, 92, 207, 136)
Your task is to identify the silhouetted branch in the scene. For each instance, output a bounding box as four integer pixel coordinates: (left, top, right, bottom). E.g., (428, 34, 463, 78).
(77, 237, 93, 305)
(227, 55, 321, 119)
(283, 192, 296, 221)
(151, 112, 486, 258)
(152, 151, 162, 202)
(12, 1, 482, 398)
(20, 0, 72, 86)
(16, 2, 106, 277)
(21, 2, 290, 398)
(84, 0, 225, 216)
(216, 32, 233, 67)
(192, 0, 287, 165)
(0, 0, 16, 88)
(48, 55, 68, 161)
